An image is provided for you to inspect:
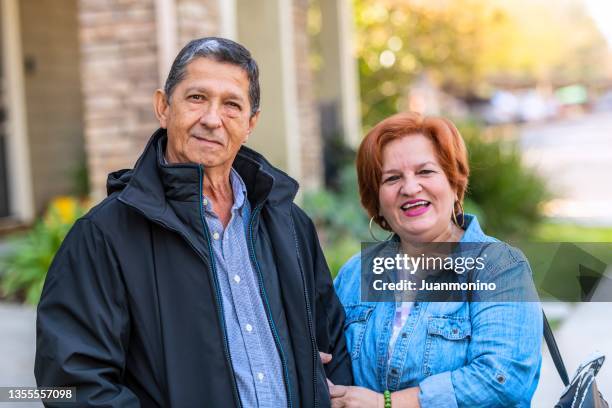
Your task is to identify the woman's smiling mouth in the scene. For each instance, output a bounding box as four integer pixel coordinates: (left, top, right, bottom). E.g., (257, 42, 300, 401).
(400, 199, 431, 217)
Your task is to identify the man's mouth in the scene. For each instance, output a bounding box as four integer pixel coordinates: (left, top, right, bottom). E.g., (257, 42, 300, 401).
(192, 135, 223, 146)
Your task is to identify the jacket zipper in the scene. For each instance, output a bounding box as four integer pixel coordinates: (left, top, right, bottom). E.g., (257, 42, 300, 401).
(248, 204, 294, 408)
(197, 167, 243, 408)
(289, 216, 319, 408)
(117, 192, 242, 407)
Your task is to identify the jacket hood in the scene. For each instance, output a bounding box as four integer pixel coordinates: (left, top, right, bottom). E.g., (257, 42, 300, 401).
(106, 168, 133, 196)
(107, 128, 299, 215)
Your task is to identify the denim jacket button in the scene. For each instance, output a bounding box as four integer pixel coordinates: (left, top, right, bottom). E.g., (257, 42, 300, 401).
(391, 368, 398, 375)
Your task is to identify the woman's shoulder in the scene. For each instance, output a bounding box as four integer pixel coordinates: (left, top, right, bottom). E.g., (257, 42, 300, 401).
(335, 252, 362, 284)
(461, 214, 530, 271)
(333, 252, 363, 305)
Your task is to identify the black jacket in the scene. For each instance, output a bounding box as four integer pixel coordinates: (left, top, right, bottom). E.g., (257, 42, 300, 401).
(35, 129, 352, 407)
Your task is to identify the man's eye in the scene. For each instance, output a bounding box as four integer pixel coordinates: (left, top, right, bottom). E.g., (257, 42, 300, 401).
(226, 102, 242, 110)
(189, 95, 204, 101)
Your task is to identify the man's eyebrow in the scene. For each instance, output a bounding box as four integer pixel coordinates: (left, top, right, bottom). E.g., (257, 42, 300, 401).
(183, 86, 246, 102)
(184, 86, 207, 95)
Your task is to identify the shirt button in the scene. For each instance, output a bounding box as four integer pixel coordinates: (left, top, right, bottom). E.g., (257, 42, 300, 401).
(212, 232, 220, 240)
(203, 198, 208, 206)
(257, 372, 264, 382)
(245, 324, 253, 332)
(234, 275, 241, 283)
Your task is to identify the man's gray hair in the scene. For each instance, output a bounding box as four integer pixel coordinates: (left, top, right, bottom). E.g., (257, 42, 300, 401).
(163, 37, 260, 116)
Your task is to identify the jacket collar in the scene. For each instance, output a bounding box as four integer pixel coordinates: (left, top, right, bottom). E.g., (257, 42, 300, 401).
(111, 128, 299, 223)
(460, 214, 495, 243)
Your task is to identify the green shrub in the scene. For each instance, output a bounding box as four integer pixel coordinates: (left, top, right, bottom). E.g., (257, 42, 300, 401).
(304, 166, 369, 277)
(0, 197, 88, 304)
(460, 121, 550, 240)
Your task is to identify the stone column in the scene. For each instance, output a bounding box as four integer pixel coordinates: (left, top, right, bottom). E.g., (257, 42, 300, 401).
(78, 0, 160, 200)
(293, 0, 323, 191)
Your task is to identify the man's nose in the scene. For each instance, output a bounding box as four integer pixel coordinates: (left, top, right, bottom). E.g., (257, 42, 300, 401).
(199, 103, 222, 128)
(400, 175, 422, 196)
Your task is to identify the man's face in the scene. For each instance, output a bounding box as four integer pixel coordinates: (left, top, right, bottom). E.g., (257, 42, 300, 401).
(154, 57, 259, 168)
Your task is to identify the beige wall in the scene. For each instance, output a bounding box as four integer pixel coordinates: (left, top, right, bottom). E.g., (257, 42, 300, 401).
(20, 0, 85, 213)
(237, 0, 297, 175)
(237, 0, 322, 190)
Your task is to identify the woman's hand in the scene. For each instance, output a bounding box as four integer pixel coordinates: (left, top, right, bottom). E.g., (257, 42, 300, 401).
(319, 351, 332, 365)
(329, 385, 422, 408)
(329, 384, 383, 408)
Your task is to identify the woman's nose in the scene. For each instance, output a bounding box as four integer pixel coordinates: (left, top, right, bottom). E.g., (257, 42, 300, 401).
(400, 175, 422, 196)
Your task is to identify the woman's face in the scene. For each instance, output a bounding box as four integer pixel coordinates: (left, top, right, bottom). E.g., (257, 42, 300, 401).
(378, 134, 458, 243)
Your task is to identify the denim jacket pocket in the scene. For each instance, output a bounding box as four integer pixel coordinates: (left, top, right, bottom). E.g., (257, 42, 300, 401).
(423, 316, 472, 377)
(344, 304, 374, 360)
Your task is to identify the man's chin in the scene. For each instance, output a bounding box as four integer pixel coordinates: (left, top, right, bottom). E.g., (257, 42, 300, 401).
(190, 155, 226, 168)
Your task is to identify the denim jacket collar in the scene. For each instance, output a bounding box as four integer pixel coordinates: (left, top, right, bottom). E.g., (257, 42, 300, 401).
(459, 214, 493, 243)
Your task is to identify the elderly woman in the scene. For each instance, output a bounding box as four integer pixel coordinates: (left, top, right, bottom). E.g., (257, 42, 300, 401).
(331, 112, 542, 407)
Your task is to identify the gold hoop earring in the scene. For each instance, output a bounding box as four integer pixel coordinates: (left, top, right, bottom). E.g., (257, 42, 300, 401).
(452, 201, 465, 228)
(369, 216, 393, 242)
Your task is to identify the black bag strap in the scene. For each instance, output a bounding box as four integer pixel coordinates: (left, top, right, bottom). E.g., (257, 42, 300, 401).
(543, 311, 570, 386)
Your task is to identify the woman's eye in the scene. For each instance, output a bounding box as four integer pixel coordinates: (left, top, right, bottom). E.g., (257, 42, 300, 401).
(383, 175, 400, 183)
(419, 169, 435, 175)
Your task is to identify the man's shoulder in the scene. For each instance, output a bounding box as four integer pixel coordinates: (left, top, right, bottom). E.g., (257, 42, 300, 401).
(80, 193, 145, 236)
(288, 203, 317, 234)
(289, 203, 311, 222)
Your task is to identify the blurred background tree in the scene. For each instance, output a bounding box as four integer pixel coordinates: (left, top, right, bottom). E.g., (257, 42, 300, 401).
(305, 0, 612, 275)
(351, 0, 610, 128)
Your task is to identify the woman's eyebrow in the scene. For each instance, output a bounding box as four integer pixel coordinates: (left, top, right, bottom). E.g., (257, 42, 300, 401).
(418, 161, 438, 167)
(381, 168, 399, 175)
(382, 161, 438, 173)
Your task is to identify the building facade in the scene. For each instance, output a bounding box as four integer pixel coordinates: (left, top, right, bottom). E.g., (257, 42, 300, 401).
(0, 0, 359, 225)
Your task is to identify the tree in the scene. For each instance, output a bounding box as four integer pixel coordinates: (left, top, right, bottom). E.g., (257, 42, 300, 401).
(349, 0, 611, 128)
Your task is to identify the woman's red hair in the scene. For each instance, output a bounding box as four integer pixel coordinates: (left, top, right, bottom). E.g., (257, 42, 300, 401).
(356, 111, 469, 230)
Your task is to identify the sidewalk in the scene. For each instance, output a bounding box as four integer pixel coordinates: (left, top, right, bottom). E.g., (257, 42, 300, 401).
(0, 302, 41, 408)
(532, 267, 612, 405)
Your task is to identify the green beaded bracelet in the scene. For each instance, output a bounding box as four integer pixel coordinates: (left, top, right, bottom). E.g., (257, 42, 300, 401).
(383, 390, 392, 407)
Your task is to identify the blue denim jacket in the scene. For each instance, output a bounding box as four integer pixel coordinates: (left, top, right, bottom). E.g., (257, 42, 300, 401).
(334, 215, 542, 407)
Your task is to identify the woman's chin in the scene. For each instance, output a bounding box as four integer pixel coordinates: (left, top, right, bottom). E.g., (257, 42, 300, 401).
(396, 220, 436, 241)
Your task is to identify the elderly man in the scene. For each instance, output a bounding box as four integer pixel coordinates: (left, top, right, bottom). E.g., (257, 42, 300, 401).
(35, 37, 352, 407)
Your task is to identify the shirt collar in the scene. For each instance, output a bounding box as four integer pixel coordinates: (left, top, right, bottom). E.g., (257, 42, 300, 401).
(228, 167, 247, 211)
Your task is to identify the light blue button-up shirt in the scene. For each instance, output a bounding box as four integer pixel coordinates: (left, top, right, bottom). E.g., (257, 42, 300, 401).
(334, 214, 542, 407)
(203, 168, 287, 407)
